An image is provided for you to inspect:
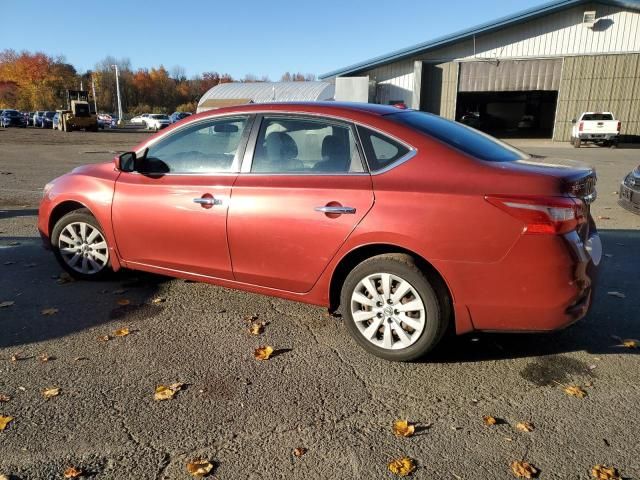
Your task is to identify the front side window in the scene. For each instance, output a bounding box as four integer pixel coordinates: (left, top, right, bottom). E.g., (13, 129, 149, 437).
(250, 117, 364, 174)
(143, 116, 249, 174)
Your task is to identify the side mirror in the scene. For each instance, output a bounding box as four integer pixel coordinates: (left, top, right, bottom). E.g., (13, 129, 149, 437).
(117, 151, 137, 172)
(571, 119, 577, 124)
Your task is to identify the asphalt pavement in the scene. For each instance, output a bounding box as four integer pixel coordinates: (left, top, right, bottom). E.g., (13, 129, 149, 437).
(0, 127, 639, 479)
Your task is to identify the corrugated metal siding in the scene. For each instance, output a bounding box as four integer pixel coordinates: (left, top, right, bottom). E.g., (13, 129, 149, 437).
(419, 3, 640, 61)
(365, 60, 414, 105)
(554, 53, 640, 141)
(419, 62, 458, 119)
(459, 59, 563, 91)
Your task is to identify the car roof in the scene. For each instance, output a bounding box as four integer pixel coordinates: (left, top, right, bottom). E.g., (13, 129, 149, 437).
(197, 101, 404, 119)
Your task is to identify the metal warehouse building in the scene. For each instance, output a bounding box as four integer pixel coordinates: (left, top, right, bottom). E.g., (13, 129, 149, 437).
(321, 0, 640, 142)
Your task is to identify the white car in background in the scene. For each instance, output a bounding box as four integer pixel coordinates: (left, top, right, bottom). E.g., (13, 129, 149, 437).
(130, 113, 150, 125)
(144, 114, 171, 131)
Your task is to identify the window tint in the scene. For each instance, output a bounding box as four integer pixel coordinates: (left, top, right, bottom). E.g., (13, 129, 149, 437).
(251, 117, 364, 174)
(389, 110, 528, 162)
(357, 126, 410, 171)
(582, 113, 614, 121)
(144, 116, 248, 174)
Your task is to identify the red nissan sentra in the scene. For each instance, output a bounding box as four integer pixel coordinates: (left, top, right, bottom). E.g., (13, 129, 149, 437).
(38, 102, 601, 361)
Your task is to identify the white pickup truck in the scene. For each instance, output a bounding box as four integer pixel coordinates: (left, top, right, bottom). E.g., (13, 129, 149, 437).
(571, 112, 620, 148)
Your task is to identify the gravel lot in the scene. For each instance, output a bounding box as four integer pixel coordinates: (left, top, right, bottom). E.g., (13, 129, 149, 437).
(1, 127, 639, 479)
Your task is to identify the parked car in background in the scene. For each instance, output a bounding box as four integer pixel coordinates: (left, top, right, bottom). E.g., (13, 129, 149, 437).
(110, 116, 119, 128)
(1, 109, 28, 128)
(619, 164, 640, 215)
(169, 111, 192, 124)
(38, 102, 601, 361)
(517, 115, 538, 130)
(41, 111, 56, 129)
(130, 113, 150, 125)
(33, 111, 45, 127)
(52, 112, 61, 130)
(26, 111, 34, 126)
(97, 113, 112, 129)
(571, 112, 620, 148)
(144, 114, 170, 131)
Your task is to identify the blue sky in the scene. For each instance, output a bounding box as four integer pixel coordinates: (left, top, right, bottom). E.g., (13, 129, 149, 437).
(4, 0, 543, 79)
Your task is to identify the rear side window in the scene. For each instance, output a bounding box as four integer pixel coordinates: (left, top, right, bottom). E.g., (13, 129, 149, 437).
(389, 110, 528, 162)
(582, 113, 613, 121)
(357, 126, 410, 172)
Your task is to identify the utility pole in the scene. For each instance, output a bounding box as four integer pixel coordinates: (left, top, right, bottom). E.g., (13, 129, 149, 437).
(91, 76, 98, 114)
(112, 64, 124, 126)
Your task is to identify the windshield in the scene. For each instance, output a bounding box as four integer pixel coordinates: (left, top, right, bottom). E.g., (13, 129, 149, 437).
(388, 110, 529, 162)
(151, 114, 169, 120)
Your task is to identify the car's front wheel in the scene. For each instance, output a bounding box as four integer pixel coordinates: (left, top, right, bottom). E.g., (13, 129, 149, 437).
(51, 209, 111, 280)
(340, 254, 446, 362)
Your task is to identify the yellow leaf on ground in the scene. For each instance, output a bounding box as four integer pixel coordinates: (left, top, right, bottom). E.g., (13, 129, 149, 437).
(41, 307, 58, 316)
(186, 459, 213, 477)
(591, 465, 620, 480)
(516, 422, 534, 432)
(564, 385, 587, 398)
(43, 387, 60, 399)
(392, 419, 415, 437)
(10, 352, 24, 362)
(0, 394, 10, 402)
(622, 339, 638, 349)
(0, 415, 13, 431)
(151, 297, 166, 304)
(388, 457, 416, 477)
(154, 383, 184, 401)
(511, 460, 538, 478)
(248, 323, 264, 335)
(63, 466, 83, 478)
(483, 415, 497, 426)
(293, 447, 307, 457)
(116, 299, 130, 306)
(254, 345, 274, 360)
(38, 353, 53, 363)
(114, 328, 130, 337)
(98, 335, 111, 342)
(0, 301, 14, 308)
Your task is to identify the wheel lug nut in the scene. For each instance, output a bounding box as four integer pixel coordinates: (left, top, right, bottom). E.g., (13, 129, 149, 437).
(376, 312, 383, 318)
(387, 299, 393, 304)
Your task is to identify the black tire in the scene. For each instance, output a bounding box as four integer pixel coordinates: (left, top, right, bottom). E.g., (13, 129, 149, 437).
(609, 141, 618, 149)
(340, 254, 447, 362)
(573, 137, 581, 148)
(51, 209, 112, 280)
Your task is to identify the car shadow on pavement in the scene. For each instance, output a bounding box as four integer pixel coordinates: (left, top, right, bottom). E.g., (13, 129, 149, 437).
(0, 235, 169, 350)
(429, 228, 640, 363)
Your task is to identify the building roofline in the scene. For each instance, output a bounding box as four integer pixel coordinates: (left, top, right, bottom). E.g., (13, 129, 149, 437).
(319, 0, 640, 79)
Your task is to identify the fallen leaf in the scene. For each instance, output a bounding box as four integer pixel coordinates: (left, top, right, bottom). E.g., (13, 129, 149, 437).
(63, 466, 83, 478)
(43, 387, 60, 399)
(154, 383, 184, 401)
(248, 323, 264, 335)
(41, 307, 58, 316)
(24, 262, 37, 268)
(116, 299, 130, 306)
(0, 415, 14, 431)
(10, 352, 24, 362)
(621, 339, 638, 349)
(151, 297, 166, 304)
(38, 353, 54, 363)
(388, 456, 416, 477)
(564, 385, 587, 398)
(3, 261, 15, 265)
(483, 415, 497, 426)
(0, 394, 10, 402)
(293, 447, 307, 457)
(186, 459, 213, 477)
(98, 335, 111, 342)
(516, 422, 534, 432)
(607, 291, 626, 298)
(392, 419, 415, 437)
(0, 301, 15, 308)
(511, 460, 538, 478)
(0, 474, 10, 480)
(73, 357, 88, 362)
(113, 327, 130, 337)
(254, 345, 274, 360)
(597, 216, 611, 220)
(591, 464, 620, 480)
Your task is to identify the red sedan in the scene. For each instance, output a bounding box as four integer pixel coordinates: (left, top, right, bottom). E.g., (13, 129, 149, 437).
(38, 102, 601, 361)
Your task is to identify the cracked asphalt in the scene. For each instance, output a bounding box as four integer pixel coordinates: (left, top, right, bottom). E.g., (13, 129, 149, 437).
(1, 128, 639, 479)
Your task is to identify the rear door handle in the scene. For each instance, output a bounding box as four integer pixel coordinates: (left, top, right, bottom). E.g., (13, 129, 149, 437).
(314, 206, 356, 214)
(193, 197, 222, 206)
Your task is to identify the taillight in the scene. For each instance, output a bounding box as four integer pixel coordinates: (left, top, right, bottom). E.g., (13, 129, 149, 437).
(485, 195, 586, 235)
(617, 121, 621, 132)
(579, 121, 584, 132)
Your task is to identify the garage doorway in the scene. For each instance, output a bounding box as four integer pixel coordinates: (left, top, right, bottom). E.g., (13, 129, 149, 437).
(456, 59, 562, 138)
(456, 90, 558, 138)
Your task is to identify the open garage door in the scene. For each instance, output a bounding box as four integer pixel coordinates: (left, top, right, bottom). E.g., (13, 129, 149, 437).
(456, 59, 562, 138)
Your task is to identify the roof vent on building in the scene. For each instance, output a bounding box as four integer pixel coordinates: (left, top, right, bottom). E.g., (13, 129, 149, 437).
(583, 10, 597, 28)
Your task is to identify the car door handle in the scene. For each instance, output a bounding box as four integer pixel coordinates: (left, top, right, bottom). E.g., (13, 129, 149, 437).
(193, 197, 222, 206)
(314, 206, 356, 214)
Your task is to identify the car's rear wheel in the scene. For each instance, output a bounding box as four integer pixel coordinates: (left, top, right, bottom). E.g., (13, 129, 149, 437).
(340, 254, 446, 362)
(51, 209, 111, 280)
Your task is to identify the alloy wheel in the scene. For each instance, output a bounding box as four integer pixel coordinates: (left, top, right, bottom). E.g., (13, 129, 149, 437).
(57, 221, 109, 274)
(350, 272, 426, 350)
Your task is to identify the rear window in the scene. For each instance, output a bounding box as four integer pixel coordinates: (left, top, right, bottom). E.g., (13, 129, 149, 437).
(151, 114, 169, 120)
(582, 113, 614, 121)
(388, 110, 528, 162)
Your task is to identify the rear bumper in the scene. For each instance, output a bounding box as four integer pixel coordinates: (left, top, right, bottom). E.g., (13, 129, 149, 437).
(578, 133, 618, 141)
